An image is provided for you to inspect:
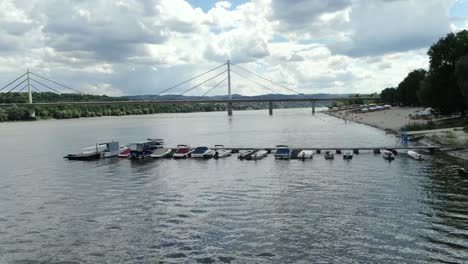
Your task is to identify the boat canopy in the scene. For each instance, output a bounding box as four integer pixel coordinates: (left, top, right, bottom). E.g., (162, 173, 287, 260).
(192, 147, 208, 154)
(276, 148, 291, 154)
(103, 142, 119, 152)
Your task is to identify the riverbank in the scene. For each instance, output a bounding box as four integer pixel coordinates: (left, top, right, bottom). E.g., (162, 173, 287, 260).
(324, 107, 426, 133)
(324, 107, 468, 162)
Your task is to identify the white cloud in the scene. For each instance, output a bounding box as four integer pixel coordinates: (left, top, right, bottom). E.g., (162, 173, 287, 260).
(0, 0, 461, 97)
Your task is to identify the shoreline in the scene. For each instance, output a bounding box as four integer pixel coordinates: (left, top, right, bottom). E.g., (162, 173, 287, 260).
(323, 108, 468, 163)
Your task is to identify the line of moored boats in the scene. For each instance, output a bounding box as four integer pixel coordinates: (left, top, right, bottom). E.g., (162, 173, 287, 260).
(63, 139, 425, 161)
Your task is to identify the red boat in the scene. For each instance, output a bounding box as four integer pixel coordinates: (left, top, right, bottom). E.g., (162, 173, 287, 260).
(173, 145, 192, 159)
(118, 146, 131, 158)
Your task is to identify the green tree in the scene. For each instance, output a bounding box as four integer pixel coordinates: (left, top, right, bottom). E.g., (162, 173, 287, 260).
(397, 69, 426, 106)
(380, 87, 399, 104)
(455, 55, 468, 103)
(418, 30, 468, 113)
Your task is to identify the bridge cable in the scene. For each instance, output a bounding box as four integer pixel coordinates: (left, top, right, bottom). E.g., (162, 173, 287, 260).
(201, 77, 227, 97)
(0, 72, 28, 93)
(30, 72, 85, 95)
(1, 78, 29, 95)
(168, 70, 227, 100)
(17, 84, 30, 93)
(142, 63, 227, 101)
(30, 78, 62, 94)
(30, 84, 42, 93)
(231, 63, 311, 99)
(230, 69, 283, 95)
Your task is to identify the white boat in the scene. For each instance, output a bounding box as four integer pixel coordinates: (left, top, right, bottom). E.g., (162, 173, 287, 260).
(129, 138, 164, 159)
(238, 150, 255, 160)
(407, 150, 423, 160)
(382, 150, 395, 160)
(274, 145, 292, 160)
(251, 150, 268, 160)
(214, 145, 232, 159)
(191, 146, 215, 159)
(150, 148, 173, 158)
(297, 150, 314, 160)
(324, 150, 334, 160)
(173, 145, 192, 159)
(343, 151, 353, 160)
(65, 142, 118, 160)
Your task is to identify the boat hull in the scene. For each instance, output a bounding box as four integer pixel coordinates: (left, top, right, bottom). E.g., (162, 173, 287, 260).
(151, 149, 173, 158)
(64, 153, 100, 161)
(296, 150, 314, 160)
(407, 150, 423, 160)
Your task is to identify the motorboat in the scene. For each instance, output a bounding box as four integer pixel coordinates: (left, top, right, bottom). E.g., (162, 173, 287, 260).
(386, 148, 398, 155)
(64, 143, 108, 160)
(250, 150, 268, 160)
(191, 146, 215, 159)
(407, 150, 423, 160)
(173, 145, 192, 159)
(150, 148, 173, 158)
(343, 151, 353, 160)
(274, 145, 292, 160)
(238, 150, 255, 160)
(458, 167, 468, 176)
(297, 150, 314, 160)
(118, 145, 131, 158)
(129, 139, 163, 159)
(382, 150, 395, 160)
(324, 151, 334, 160)
(213, 145, 232, 159)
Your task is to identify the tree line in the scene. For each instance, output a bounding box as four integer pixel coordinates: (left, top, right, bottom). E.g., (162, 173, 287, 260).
(0, 92, 308, 122)
(380, 30, 468, 114)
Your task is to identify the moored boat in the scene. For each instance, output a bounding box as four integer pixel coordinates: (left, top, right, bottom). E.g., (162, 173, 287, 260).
(173, 145, 192, 159)
(382, 150, 395, 160)
(118, 145, 131, 158)
(386, 148, 398, 155)
(238, 149, 255, 160)
(213, 145, 232, 159)
(274, 145, 292, 160)
(343, 151, 353, 160)
(150, 148, 173, 158)
(251, 150, 268, 160)
(297, 150, 314, 160)
(64, 143, 108, 160)
(324, 150, 334, 160)
(407, 150, 423, 160)
(191, 146, 215, 159)
(458, 167, 468, 176)
(129, 139, 163, 159)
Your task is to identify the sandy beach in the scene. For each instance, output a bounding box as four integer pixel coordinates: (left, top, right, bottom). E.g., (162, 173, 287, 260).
(324, 107, 427, 132)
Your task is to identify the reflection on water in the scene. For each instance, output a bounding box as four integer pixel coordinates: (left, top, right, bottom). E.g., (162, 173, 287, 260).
(0, 109, 467, 263)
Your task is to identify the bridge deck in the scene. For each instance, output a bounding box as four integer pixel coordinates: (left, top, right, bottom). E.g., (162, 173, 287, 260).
(0, 97, 378, 107)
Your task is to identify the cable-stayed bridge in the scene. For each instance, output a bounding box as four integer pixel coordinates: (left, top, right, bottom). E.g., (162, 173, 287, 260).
(0, 60, 377, 117)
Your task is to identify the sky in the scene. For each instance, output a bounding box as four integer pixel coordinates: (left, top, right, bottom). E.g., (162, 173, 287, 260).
(0, 0, 467, 97)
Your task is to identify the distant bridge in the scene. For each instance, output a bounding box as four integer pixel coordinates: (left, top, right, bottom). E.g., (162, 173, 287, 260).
(0, 61, 379, 117)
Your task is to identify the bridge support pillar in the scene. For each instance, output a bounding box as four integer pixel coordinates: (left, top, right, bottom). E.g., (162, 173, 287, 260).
(227, 102, 233, 116)
(312, 100, 316, 115)
(268, 101, 273, 115)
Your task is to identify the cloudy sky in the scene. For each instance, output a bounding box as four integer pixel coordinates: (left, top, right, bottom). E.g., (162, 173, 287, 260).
(1, 0, 467, 97)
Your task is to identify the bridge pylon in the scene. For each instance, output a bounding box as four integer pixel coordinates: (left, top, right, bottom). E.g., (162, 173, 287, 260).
(227, 59, 233, 116)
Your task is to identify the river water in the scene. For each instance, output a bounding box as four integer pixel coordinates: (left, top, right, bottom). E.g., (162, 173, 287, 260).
(0, 108, 467, 263)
